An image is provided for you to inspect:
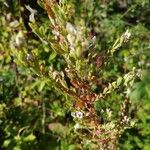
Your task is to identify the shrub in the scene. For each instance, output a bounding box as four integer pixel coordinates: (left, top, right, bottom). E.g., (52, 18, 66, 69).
(0, 0, 150, 149)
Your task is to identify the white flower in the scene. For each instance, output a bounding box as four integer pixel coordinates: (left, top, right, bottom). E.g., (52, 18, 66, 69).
(67, 34, 75, 46)
(6, 13, 12, 21)
(26, 54, 33, 61)
(138, 60, 144, 66)
(25, 5, 37, 23)
(52, 30, 60, 40)
(66, 22, 77, 35)
(106, 108, 112, 118)
(25, 5, 37, 14)
(125, 88, 131, 96)
(123, 30, 131, 42)
(15, 31, 25, 47)
(52, 30, 60, 37)
(74, 123, 80, 130)
(123, 116, 130, 123)
(71, 111, 84, 119)
(9, 20, 19, 28)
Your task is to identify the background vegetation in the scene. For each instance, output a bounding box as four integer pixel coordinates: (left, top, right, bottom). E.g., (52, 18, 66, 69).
(0, 0, 150, 149)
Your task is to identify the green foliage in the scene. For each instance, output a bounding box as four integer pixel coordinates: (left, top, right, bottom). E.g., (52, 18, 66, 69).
(0, 0, 150, 149)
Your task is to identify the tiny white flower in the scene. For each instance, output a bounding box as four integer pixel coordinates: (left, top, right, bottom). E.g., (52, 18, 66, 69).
(123, 30, 131, 42)
(15, 31, 25, 47)
(6, 13, 12, 21)
(29, 13, 36, 23)
(25, 5, 37, 23)
(101, 109, 104, 113)
(92, 36, 96, 43)
(52, 30, 60, 37)
(147, 63, 150, 67)
(75, 111, 83, 119)
(52, 71, 58, 79)
(124, 57, 128, 62)
(26, 53, 33, 61)
(106, 108, 112, 118)
(71, 111, 84, 119)
(9, 20, 19, 28)
(25, 5, 37, 14)
(66, 22, 77, 35)
(138, 61, 144, 66)
(74, 123, 80, 130)
(67, 34, 75, 47)
(123, 116, 130, 123)
(125, 88, 131, 96)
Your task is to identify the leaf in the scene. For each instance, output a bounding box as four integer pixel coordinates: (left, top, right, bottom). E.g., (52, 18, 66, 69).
(117, 77, 123, 86)
(49, 52, 57, 61)
(23, 134, 36, 142)
(13, 146, 21, 150)
(145, 84, 150, 98)
(130, 82, 146, 101)
(3, 140, 11, 147)
(141, 70, 150, 84)
(48, 123, 68, 137)
(68, 145, 76, 150)
(38, 80, 46, 92)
